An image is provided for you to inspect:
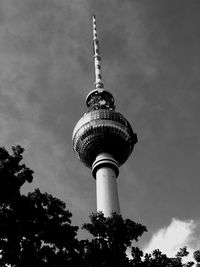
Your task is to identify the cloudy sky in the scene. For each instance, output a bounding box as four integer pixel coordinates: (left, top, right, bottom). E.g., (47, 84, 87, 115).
(0, 0, 200, 258)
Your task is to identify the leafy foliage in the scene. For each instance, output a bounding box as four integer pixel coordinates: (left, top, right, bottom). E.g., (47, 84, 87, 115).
(0, 145, 199, 267)
(0, 146, 79, 267)
(194, 250, 200, 262)
(81, 212, 147, 267)
(0, 146, 33, 201)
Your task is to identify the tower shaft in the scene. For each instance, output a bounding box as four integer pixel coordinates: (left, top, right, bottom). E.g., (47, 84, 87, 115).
(93, 153, 120, 216)
(96, 167, 120, 216)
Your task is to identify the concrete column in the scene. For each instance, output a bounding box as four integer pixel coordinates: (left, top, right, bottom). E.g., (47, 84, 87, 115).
(92, 153, 120, 217)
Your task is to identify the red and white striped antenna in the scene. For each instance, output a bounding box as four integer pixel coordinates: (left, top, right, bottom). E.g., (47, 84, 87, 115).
(92, 15, 104, 89)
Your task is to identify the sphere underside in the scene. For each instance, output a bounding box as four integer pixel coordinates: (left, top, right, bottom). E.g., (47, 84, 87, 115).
(72, 109, 137, 168)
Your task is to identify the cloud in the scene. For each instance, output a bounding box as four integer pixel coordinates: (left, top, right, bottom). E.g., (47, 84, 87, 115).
(144, 218, 200, 262)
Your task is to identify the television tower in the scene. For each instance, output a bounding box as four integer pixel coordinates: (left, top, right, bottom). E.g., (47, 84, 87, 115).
(72, 16, 137, 217)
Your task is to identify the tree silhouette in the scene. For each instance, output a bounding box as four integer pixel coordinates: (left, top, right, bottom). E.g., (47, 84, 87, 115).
(194, 250, 200, 267)
(81, 212, 147, 267)
(0, 146, 79, 267)
(0, 145, 33, 202)
(0, 145, 198, 267)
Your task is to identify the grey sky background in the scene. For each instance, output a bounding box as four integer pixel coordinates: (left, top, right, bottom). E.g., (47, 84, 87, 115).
(0, 0, 200, 250)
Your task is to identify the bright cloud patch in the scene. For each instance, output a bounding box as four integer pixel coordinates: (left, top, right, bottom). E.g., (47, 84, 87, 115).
(144, 218, 200, 262)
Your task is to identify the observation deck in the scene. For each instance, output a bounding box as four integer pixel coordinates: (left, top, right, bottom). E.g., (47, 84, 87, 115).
(72, 89, 137, 169)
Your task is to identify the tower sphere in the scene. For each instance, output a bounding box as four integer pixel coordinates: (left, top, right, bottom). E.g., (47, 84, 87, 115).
(72, 107, 137, 170)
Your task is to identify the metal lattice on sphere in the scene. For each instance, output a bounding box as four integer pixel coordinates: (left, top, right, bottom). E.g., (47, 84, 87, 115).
(72, 109, 137, 169)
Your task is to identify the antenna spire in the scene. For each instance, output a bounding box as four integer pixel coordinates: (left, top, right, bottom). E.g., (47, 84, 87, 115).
(86, 16, 115, 111)
(92, 15, 104, 89)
